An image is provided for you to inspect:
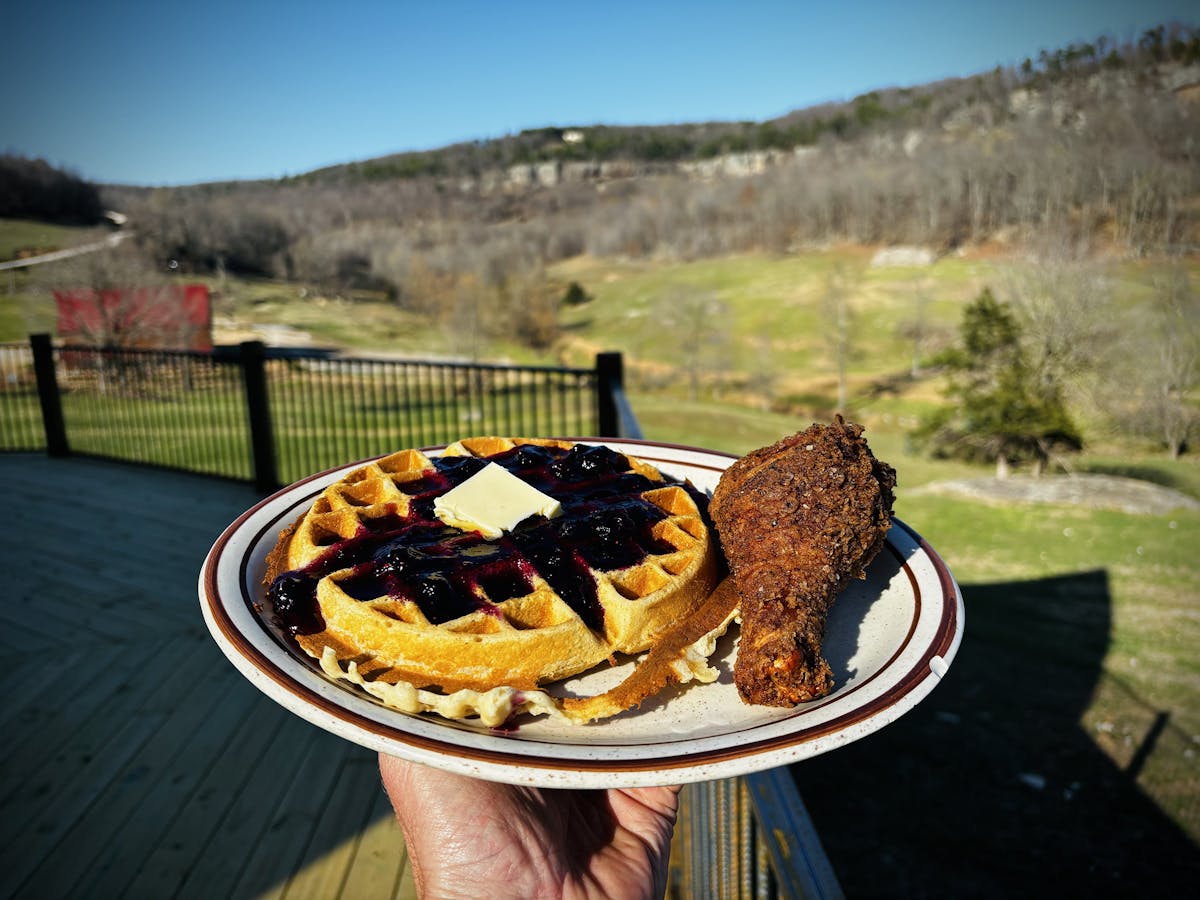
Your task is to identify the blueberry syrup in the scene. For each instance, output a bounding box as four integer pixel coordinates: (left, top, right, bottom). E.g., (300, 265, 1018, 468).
(267, 443, 705, 637)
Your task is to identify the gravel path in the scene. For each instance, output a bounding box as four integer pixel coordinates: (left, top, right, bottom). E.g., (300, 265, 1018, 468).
(909, 473, 1200, 515)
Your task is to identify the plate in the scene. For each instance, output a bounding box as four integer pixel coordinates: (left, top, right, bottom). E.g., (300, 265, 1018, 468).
(200, 439, 963, 788)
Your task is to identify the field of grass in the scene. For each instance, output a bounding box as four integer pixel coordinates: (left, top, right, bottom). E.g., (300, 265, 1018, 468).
(1, 219, 99, 340)
(552, 250, 999, 404)
(0, 218, 106, 262)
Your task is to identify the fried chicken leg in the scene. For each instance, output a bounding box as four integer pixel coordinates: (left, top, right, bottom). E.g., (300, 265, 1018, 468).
(710, 417, 896, 706)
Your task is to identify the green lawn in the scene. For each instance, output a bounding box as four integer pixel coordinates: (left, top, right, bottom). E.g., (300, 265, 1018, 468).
(0, 218, 104, 262)
(553, 251, 999, 395)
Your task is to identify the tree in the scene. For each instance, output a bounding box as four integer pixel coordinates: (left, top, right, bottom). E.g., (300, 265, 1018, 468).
(37, 241, 187, 348)
(562, 281, 592, 306)
(1002, 251, 1120, 424)
(651, 287, 732, 401)
(0, 155, 104, 225)
(821, 262, 862, 413)
(914, 288, 1083, 476)
(897, 275, 935, 377)
(1127, 263, 1199, 458)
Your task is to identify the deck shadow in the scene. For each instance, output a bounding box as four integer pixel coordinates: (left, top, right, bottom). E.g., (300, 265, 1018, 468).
(791, 569, 1200, 897)
(0, 456, 410, 899)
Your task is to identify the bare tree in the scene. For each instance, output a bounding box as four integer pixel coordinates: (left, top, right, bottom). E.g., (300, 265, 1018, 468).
(1128, 263, 1199, 458)
(1001, 249, 1121, 421)
(37, 242, 190, 348)
(897, 275, 934, 377)
(651, 287, 733, 401)
(745, 334, 778, 410)
(821, 262, 863, 413)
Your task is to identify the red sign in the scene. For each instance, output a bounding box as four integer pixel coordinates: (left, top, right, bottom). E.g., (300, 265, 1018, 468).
(54, 284, 212, 351)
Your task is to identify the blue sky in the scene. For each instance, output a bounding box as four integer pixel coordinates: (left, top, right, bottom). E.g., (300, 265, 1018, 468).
(3, 1, 1195, 186)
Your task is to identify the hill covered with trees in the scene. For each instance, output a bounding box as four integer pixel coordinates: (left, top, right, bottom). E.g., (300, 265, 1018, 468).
(0, 156, 105, 226)
(89, 23, 1198, 301)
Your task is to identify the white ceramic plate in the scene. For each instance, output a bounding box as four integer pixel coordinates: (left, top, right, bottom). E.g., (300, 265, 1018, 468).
(200, 439, 963, 788)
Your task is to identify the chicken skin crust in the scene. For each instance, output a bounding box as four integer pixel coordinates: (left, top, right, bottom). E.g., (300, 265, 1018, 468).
(710, 417, 896, 706)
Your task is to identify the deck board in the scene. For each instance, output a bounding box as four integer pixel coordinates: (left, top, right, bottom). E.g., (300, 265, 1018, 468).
(269, 754, 382, 900)
(0, 635, 207, 839)
(70, 662, 257, 898)
(0, 637, 217, 895)
(172, 718, 329, 900)
(338, 787, 419, 900)
(0, 637, 183, 780)
(1, 455, 414, 900)
(22, 658, 245, 898)
(120, 692, 287, 898)
(0, 645, 93, 737)
(226, 727, 362, 899)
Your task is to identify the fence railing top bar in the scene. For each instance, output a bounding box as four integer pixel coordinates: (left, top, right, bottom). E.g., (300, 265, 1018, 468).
(47, 341, 596, 378)
(57, 342, 219, 361)
(308, 354, 595, 377)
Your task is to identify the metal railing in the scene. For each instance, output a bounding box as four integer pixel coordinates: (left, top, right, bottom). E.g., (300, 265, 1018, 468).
(671, 772, 842, 899)
(260, 352, 605, 486)
(0, 342, 42, 451)
(2, 335, 632, 490)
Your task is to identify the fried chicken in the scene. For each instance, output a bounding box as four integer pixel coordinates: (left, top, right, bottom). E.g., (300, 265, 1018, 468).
(710, 416, 896, 706)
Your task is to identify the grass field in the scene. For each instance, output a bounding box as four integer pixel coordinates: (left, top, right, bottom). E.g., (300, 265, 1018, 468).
(553, 250, 990, 383)
(0, 218, 105, 263)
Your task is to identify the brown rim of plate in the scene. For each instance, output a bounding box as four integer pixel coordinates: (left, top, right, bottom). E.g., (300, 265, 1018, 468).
(200, 441, 960, 774)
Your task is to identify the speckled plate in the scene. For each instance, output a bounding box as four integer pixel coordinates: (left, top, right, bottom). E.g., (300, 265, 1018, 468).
(200, 439, 963, 788)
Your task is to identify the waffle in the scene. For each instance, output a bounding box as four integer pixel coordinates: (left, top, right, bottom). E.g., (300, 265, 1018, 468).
(264, 437, 719, 698)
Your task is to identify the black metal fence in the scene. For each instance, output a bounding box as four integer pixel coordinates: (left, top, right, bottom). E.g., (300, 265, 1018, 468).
(1, 335, 633, 491)
(0, 342, 41, 451)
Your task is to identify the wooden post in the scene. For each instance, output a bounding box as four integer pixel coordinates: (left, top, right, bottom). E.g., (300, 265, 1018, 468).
(239, 340, 279, 493)
(30, 333, 69, 457)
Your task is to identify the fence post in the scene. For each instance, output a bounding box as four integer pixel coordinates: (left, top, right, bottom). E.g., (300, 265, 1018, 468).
(239, 340, 279, 493)
(30, 333, 69, 457)
(595, 351, 623, 438)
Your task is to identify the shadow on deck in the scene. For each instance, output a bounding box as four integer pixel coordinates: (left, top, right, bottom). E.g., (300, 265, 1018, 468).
(793, 567, 1200, 897)
(1, 455, 416, 899)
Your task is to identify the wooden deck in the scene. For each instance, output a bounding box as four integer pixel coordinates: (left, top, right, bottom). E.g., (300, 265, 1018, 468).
(1, 455, 417, 900)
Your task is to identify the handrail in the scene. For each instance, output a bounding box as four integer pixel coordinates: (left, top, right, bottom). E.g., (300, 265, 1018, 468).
(673, 772, 844, 899)
(611, 380, 644, 440)
(5, 336, 620, 485)
(746, 769, 844, 899)
(595, 350, 644, 439)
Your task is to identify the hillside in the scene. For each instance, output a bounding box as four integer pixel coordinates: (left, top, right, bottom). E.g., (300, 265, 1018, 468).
(226, 23, 1200, 191)
(75, 23, 1195, 311)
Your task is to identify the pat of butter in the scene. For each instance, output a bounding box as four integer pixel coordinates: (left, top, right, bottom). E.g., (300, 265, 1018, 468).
(433, 462, 561, 538)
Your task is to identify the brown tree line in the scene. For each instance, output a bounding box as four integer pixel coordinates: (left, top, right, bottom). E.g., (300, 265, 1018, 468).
(0, 155, 105, 225)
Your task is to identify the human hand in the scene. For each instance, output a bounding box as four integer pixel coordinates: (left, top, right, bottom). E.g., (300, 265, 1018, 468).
(379, 753, 681, 899)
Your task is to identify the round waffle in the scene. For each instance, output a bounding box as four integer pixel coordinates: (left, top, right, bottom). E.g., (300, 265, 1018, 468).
(263, 437, 718, 695)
